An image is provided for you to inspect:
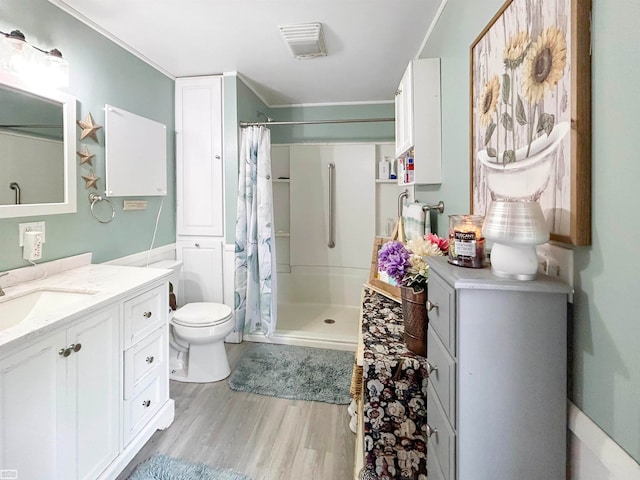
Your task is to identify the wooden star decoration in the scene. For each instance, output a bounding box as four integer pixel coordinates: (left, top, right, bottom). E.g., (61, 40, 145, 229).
(76, 145, 95, 166)
(77, 113, 102, 142)
(82, 169, 100, 189)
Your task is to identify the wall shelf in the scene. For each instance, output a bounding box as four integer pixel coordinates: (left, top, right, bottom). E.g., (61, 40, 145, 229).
(376, 179, 398, 184)
(273, 179, 290, 183)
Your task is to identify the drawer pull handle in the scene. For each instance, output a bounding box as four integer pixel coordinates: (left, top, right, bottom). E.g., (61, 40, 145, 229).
(425, 361, 438, 376)
(59, 347, 72, 357)
(142, 400, 151, 408)
(425, 424, 438, 438)
(143, 311, 152, 318)
(72, 343, 82, 352)
(426, 300, 438, 312)
(145, 356, 155, 364)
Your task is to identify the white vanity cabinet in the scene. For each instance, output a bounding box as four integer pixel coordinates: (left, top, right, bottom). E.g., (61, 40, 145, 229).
(424, 257, 571, 480)
(175, 75, 224, 237)
(394, 58, 442, 185)
(0, 269, 173, 480)
(0, 306, 119, 480)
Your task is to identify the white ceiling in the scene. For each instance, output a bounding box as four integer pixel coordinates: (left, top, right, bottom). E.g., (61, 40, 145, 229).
(49, 0, 444, 106)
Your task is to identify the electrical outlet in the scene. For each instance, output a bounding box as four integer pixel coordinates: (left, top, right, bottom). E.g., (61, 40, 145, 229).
(536, 243, 574, 287)
(18, 222, 46, 247)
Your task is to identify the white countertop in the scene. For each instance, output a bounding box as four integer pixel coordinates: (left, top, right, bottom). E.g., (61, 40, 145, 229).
(0, 264, 173, 352)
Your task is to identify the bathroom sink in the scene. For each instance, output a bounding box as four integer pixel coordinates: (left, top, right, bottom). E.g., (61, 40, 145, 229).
(0, 288, 97, 331)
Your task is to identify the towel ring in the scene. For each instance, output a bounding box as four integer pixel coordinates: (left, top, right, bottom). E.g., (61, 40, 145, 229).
(89, 193, 115, 224)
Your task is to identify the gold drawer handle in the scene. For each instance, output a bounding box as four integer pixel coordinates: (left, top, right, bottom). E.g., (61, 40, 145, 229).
(425, 424, 438, 438)
(142, 400, 151, 408)
(145, 356, 155, 364)
(426, 361, 438, 376)
(426, 300, 438, 312)
(143, 311, 152, 318)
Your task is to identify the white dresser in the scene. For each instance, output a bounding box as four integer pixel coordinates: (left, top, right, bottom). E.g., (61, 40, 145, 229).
(425, 256, 571, 480)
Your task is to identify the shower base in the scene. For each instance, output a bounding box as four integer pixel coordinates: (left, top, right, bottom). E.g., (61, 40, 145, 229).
(243, 302, 358, 351)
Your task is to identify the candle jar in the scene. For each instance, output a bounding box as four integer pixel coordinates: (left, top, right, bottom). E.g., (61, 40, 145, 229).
(448, 215, 486, 268)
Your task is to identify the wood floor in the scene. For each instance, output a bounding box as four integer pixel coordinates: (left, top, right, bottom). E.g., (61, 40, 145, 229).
(116, 342, 356, 480)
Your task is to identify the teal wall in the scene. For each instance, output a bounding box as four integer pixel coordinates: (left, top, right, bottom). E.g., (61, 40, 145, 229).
(268, 103, 394, 144)
(419, 0, 640, 463)
(0, 0, 175, 271)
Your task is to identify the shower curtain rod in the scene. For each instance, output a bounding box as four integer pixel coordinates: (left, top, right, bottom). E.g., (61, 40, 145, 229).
(239, 117, 395, 128)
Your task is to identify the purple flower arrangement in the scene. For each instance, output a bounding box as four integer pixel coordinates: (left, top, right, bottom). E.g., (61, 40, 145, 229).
(377, 234, 448, 289)
(377, 241, 411, 284)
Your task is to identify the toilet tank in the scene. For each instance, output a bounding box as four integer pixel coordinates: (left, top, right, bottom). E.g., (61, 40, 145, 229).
(146, 260, 183, 310)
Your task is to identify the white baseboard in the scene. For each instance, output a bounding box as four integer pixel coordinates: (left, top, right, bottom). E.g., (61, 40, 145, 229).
(569, 401, 640, 480)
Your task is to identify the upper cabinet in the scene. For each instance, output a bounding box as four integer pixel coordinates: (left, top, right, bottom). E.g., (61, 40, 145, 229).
(175, 76, 224, 236)
(394, 58, 442, 185)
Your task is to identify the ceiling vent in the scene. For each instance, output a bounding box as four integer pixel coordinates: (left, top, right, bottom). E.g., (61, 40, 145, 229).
(279, 23, 326, 59)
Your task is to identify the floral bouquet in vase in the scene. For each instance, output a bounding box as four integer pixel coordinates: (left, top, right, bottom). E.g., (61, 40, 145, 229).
(377, 234, 448, 356)
(378, 233, 448, 293)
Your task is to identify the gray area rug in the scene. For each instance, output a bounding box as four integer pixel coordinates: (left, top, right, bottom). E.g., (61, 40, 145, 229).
(228, 343, 354, 404)
(127, 454, 251, 480)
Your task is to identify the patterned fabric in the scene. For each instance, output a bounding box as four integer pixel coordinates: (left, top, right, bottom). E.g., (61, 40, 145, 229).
(361, 288, 429, 480)
(234, 126, 277, 337)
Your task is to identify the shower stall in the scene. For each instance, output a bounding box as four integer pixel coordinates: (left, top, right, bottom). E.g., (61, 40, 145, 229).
(244, 141, 397, 350)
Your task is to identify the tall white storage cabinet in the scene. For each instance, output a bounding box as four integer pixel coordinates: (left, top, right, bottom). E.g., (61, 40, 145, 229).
(175, 76, 225, 304)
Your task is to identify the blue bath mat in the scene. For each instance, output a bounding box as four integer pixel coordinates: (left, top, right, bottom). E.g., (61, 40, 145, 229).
(127, 455, 251, 480)
(228, 343, 354, 404)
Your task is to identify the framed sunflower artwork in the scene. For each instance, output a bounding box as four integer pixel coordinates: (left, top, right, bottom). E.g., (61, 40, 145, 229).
(470, 0, 592, 246)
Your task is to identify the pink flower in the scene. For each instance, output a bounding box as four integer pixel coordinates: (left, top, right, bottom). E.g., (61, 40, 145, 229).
(426, 233, 449, 253)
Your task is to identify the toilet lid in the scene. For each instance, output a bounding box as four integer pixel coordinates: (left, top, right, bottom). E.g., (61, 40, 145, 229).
(173, 302, 233, 327)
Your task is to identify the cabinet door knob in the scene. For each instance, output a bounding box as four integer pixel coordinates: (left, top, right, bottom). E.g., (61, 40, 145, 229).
(142, 400, 151, 408)
(59, 348, 71, 357)
(143, 311, 152, 318)
(195, 243, 200, 248)
(425, 424, 438, 438)
(145, 356, 155, 364)
(426, 300, 438, 312)
(215, 155, 221, 159)
(425, 361, 438, 376)
(71, 343, 82, 352)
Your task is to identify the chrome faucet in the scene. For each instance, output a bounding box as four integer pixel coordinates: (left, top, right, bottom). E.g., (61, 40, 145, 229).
(0, 272, 9, 296)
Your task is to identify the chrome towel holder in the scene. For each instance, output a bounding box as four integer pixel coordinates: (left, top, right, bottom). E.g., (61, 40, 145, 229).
(88, 193, 115, 224)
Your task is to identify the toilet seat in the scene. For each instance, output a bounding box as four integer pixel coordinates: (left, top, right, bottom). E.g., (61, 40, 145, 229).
(173, 302, 233, 327)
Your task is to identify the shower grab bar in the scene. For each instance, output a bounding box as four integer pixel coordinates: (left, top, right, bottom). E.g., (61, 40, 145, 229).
(9, 182, 20, 205)
(328, 163, 335, 248)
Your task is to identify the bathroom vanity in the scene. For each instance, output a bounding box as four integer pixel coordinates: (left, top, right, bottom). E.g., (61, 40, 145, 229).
(0, 258, 174, 480)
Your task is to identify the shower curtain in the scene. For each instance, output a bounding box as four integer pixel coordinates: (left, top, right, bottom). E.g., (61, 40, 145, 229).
(234, 126, 277, 338)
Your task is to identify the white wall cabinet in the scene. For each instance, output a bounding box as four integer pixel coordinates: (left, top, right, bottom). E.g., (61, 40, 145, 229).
(394, 58, 442, 185)
(0, 307, 119, 480)
(175, 76, 224, 236)
(0, 280, 172, 480)
(176, 237, 224, 304)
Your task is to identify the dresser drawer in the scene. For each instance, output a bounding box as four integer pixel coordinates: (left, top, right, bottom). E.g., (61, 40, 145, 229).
(428, 272, 456, 354)
(427, 327, 456, 426)
(124, 327, 166, 399)
(427, 384, 456, 480)
(123, 372, 167, 445)
(124, 285, 166, 348)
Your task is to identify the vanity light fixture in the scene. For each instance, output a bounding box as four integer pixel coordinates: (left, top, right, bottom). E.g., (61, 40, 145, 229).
(279, 23, 326, 59)
(0, 29, 69, 88)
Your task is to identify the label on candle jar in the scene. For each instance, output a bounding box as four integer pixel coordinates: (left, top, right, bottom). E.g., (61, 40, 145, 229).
(454, 231, 477, 257)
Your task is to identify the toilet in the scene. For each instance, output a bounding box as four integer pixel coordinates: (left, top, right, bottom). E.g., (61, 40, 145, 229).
(147, 260, 235, 383)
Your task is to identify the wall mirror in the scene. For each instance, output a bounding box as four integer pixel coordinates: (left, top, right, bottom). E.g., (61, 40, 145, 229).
(0, 72, 76, 218)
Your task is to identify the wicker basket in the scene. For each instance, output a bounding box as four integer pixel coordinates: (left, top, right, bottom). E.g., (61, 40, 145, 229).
(400, 285, 427, 356)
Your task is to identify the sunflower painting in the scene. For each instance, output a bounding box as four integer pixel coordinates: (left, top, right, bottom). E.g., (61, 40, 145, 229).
(470, 0, 592, 246)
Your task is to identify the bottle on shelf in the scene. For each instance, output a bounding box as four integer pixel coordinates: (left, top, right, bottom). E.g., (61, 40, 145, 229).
(390, 157, 397, 180)
(378, 156, 390, 180)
